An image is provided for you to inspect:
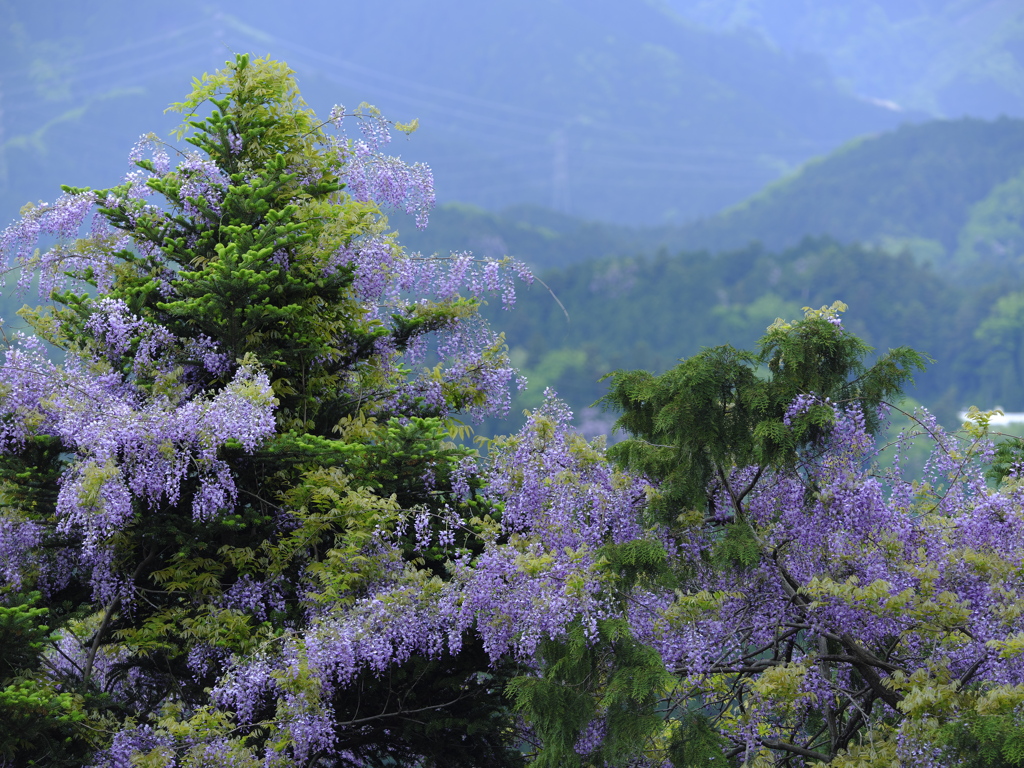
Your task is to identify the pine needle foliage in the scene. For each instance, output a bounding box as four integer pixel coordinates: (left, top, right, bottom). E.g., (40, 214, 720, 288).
(62, 54, 378, 430)
(0, 594, 91, 767)
(507, 618, 671, 768)
(600, 538, 671, 593)
(666, 712, 731, 767)
(601, 303, 927, 522)
(940, 706, 1024, 767)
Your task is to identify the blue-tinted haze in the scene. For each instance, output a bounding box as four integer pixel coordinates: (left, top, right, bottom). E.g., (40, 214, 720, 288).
(5, 0, 1018, 230)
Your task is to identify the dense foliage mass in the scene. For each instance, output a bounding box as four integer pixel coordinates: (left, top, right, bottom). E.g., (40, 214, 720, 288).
(6, 53, 1024, 768)
(0, 54, 563, 766)
(597, 303, 1024, 766)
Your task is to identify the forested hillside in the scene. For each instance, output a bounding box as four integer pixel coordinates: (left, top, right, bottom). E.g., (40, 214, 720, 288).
(488, 236, 1021, 436)
(399, 118, 1024, 274)
(393, 204, 653, 273)
(368, 117, 1024, 439)
(674, 118, 1024, 261)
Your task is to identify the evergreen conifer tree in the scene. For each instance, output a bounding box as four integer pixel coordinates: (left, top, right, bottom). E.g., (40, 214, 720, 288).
(0, 53, 544, 767)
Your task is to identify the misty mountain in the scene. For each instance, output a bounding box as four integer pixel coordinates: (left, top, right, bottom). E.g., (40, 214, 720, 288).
(3, 0, 912, 230)
(662, 0, 1024, 120)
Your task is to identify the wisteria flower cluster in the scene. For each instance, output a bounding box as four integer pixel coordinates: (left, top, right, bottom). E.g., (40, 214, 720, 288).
(0, 332, 276, 600)
(196, 393, 652, 761)
(645, 398, 1024, 766)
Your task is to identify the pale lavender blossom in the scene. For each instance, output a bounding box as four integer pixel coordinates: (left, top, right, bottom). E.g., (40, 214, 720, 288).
(0, 516, 43, 591)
